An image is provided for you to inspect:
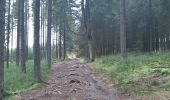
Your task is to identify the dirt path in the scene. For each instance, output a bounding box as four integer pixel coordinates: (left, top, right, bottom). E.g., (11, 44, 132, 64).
(16, 59, 124, 100)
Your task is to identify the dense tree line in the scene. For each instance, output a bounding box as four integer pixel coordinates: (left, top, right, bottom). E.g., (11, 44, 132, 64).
(77, 0, 170, 62)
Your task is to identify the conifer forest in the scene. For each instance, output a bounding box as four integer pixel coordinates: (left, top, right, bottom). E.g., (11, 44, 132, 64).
(0, 0, 170, 99)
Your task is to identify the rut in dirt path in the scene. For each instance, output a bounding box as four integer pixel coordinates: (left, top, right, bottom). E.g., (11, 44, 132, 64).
(17, 59, 123, 100)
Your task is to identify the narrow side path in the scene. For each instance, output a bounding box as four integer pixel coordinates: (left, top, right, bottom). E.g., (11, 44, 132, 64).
(16, 59, 124, 100)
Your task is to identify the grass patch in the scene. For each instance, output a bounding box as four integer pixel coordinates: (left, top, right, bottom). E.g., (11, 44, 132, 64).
(4, 60, 50, 99)
(91, 52, 170, 96)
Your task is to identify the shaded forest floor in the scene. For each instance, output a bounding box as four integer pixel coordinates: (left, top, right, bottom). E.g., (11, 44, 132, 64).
(16, 59, 124, 100)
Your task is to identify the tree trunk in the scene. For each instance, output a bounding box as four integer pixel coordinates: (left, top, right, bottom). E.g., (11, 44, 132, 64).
(20, 0, 26, 73)
(58, 17, 62, 60)
(120, 0, 127, 63)
(6, 0, 11, 68)
(25, 0, 29, 60)
(55, 25, 58, 59)
(42, 2, 45, 59)
(81, 0, 95, 62)
(155, 20, 159, 51)
(63, 21, 66, 60)
(88, 39, 95, 61)
(34, 0, 41, 82)
(0, 0, 5, 98)
(40, 1, 43, 60)
(11, 12, 14, 62)
(16, 0, 21, 66)
(47, 0, 52, 68)
(86, 0, 95, 62)
(11, 0, 15, 62)
(148, 0, 154, 51)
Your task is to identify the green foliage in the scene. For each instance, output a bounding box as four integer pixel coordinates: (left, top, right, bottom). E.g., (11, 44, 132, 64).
(4, 60, 50, 99)
(91, 52, 170, 95)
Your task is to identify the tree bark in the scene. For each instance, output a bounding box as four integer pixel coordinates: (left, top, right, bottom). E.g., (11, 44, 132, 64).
(40, 1, 43, 60)
(25, 0, 29, 60)
(63, 20, 66, 60)
(11, 10, 14, 62)
(42, 1, 45, 59)
(0, 0, 5, 98)
(47, 0, 52, 68)
(58, 21, 62, 60)
(86, 0, 95, 62)
(81, 0, 95, 62)
(16, 0, 20, 66)
(34, 0, 41, 82)
(6, 0, 11, 68)
(120, 0, 127, 63)
(55, 25, 58, 59)
(149, 0, 153, 51)
(20, 0, 26, 73)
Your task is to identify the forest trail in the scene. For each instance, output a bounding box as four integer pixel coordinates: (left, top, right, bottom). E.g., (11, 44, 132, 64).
(16, 59, 124, 100)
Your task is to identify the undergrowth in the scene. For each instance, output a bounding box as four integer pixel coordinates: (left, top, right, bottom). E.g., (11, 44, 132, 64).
(4, 60, 50, 99)
(91, 52, 170, 96)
